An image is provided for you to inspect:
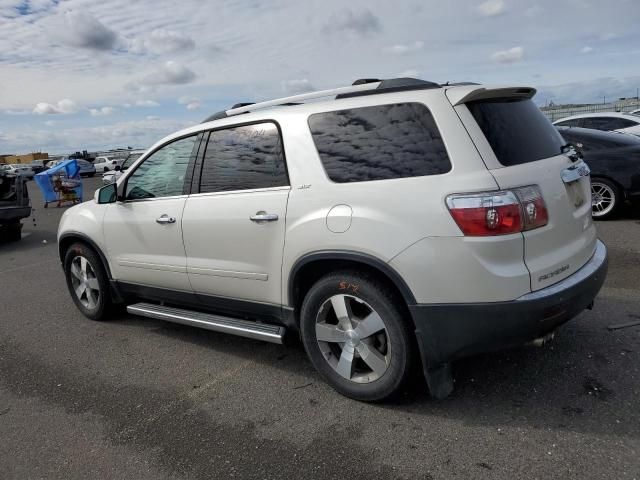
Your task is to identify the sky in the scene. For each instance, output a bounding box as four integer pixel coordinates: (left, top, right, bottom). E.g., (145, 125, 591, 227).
(0, 0, 639, 154)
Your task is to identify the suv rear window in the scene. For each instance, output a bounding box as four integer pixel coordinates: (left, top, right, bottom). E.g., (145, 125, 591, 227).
(308, 103, 451, 183)
(467, 98, 565, 166)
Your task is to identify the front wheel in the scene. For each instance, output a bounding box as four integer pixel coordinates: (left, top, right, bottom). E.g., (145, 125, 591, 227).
(63, 243, 112, 320)
(591, 177, 620, 219)
(300, 271, 414, 401)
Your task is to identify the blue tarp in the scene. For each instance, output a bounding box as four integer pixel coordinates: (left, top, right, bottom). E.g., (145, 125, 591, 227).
(35, 159, 83, 205)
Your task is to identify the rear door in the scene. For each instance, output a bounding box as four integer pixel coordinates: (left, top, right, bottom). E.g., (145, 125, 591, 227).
(451, 91, 596, 291)
(181, 122, 290, 307)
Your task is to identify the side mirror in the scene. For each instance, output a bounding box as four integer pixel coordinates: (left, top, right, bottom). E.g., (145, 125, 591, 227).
(96, 183, 117, 204)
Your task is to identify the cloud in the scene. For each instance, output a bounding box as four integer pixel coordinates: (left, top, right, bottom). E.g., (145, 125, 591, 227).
(581, 46, 593, 54)
(135, 100, 160, 107)
(33, 99, 78, 115)
(281, 79, 315, 95)
(383, 41, 424, 55)
(178, 96, 201, 110)
(491, 46, 524, 63)
(131, 29, 195, 55)
(323, 8, 382, 36)
(56, 11, 118, 51)
(140, 61, 196, 86)
(146, 115, 160, 121)
(89, 106, 115, 116)
(477, 0, 506, 17)
(525, 5, 542, 17)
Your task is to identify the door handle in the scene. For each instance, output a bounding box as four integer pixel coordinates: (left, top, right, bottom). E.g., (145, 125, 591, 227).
(250, 212, 279, 223)
(156, 214, 176, 224)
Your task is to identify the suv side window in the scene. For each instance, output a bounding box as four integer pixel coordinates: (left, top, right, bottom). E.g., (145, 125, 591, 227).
(125, 135, 198, 200)
(199, 122, 288, 193)
(308, 103, 451, 183)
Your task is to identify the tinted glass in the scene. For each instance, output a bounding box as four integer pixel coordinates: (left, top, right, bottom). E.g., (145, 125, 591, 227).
(200, 123, 287, 193)
(556, 119, 581, 127)
(467, 98, 565, 166)
(126, 135, 197, 200)
(609, 118, 638, 129)
(122, 153, 143, 170)
(580, 117, 635, 131)
(308, 103, 450, 183)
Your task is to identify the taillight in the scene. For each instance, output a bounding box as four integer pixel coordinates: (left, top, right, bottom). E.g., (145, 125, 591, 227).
(446, 185, 548, 236)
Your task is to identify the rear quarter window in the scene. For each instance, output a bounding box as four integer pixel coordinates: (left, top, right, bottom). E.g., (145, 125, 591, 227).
(467, 98, 565, 166)
(308, 103, 451, 183)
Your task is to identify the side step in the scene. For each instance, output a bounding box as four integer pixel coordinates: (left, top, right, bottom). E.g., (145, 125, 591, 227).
(127, 302, 286, 344)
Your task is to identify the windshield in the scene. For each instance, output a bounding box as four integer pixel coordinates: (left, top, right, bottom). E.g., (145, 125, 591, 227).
(122, 153, 143, 170)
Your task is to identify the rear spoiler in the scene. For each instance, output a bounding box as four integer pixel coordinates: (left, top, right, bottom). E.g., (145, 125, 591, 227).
(446, 86, 536, 106)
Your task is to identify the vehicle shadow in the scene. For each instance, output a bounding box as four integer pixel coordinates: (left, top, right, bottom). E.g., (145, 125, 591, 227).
(115, 299, 640, 441)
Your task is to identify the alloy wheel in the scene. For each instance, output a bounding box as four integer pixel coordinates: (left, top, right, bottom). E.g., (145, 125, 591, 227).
(70, 255, 101, 310)
(315, 294, 391, 384)
(591, 181, 616, 217)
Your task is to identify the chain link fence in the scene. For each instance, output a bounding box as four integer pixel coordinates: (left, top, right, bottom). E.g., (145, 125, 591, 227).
(541, 100, 640, 122)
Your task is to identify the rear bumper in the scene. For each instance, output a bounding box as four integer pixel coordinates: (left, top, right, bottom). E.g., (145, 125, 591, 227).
(410, 239, 608, 367)
(0, 206, 31, 223)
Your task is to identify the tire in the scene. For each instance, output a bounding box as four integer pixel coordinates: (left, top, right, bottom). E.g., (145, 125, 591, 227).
(63, 242, 112, 321)
(591, 177, 621, 219)
(103, 167, 109, 173)
(300, 270, 414, 401)
(3, 221, 22, 242)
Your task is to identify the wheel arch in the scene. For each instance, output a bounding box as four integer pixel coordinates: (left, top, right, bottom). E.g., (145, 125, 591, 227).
(287, 251, 417, 319)
(59, 232, 113, 279)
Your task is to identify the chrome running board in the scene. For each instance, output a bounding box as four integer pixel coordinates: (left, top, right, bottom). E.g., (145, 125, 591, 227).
(127, 302, 286, 344)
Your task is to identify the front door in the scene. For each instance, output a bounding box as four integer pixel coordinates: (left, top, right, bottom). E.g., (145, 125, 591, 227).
(103, 134, 200, 292)
(181, 122, 290, 307)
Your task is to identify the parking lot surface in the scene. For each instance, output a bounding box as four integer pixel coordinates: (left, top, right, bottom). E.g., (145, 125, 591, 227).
(1, 177, 639, 479)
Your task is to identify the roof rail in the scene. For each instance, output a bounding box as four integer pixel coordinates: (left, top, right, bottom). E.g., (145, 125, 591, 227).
(336, 77, 440, 99)
(223, 81, 382, 117)
(201, 77, 442, 123)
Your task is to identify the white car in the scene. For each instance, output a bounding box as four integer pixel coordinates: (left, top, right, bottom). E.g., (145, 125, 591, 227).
(102, 151, 145, 184)
(5, 164, 34, 178)
(58, 78, 608, 401)
(630, 108, 640, 116)
(553, 112, 640, 136)
(93, 156, 123, 173)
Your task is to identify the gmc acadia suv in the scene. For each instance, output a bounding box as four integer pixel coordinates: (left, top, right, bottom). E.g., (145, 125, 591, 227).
(58, 78, 608, 401)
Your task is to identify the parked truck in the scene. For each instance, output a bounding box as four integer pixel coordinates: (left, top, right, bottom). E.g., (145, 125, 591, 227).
(0, 169, 31, 241)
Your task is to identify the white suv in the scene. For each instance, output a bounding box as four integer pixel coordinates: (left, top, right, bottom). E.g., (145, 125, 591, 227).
(58, 78, 608, 401)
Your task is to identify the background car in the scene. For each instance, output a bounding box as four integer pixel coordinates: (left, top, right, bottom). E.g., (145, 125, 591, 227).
(558, 126, 640, 218)
(102, 151, 144, 184)
(630, 108, 640, 116)
(93, 156, 123, 172)
(5, 164, 35, 178)
(76, 159, 96, 177)
(553, 112, 640, 136)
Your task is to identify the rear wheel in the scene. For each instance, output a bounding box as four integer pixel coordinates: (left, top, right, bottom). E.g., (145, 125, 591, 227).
(63, 242, 112, 320)
(591, 177, 620, 219)
(300, 271, 414, 401)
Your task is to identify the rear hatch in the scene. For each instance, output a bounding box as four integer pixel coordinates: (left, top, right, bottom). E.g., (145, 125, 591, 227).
(448, 87, 597, 291)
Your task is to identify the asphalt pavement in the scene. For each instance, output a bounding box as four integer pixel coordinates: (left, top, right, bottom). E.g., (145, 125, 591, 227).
(1, 177, 639, 479)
